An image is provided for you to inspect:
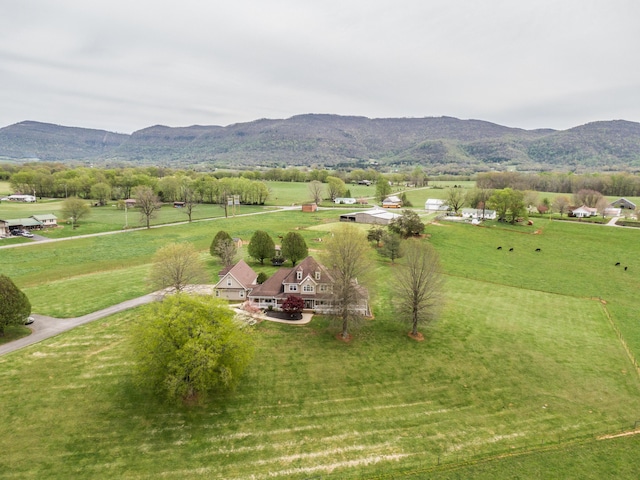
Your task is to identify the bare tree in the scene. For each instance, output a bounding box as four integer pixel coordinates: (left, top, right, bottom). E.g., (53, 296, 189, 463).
(308, 180, 323, 204)
(552, 195, 571, 216)
(134, 185, 161, 229)
(445, 187, 465, 214)
(149, 243, 209, 292)
(393, 239, 444, 340)
(573, 189, 603, 208)
(179, 181, 199, 222)
(322, 224, 371, 340)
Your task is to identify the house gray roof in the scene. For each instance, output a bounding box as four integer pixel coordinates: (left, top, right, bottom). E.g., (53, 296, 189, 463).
(31, 214, 58, 221)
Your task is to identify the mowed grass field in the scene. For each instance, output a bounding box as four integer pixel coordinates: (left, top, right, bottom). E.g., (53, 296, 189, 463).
(1, 206, 640, 478)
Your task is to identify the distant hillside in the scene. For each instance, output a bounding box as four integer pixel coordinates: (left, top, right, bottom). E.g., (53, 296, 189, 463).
(1, 115, 640, 172)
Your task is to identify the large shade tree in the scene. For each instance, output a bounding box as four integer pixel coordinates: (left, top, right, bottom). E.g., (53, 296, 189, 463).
(210, 230, 237, 267)
(388, 209, 425, 238)
(0, 275, 31, 336)
(132, 294, 254, 403)
(392, 239, 444, 339)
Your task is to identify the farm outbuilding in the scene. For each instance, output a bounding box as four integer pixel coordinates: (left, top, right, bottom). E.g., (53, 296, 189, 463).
(609, 198, 636, 210)
(339, 206, 401, 225)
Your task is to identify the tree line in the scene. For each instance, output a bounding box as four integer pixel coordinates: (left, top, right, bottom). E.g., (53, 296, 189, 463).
(476, 171, 640, 197)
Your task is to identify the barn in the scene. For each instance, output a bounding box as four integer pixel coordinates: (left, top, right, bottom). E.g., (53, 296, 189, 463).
(339, 206, 402, 225)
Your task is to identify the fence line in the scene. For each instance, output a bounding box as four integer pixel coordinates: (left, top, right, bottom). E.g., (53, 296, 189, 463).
(599, 300, 640, 377)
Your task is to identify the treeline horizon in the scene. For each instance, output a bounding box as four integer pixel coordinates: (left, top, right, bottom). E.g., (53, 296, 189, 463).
(2, 162, 640, 201)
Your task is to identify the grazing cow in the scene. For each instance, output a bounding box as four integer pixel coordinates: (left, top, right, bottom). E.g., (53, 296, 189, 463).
(624, 266, 628, 271)
(509, 247, 514, 252)
(535, 248, 541, 252)
(497, 246, 502, 250)
(615, 262, 620, 266)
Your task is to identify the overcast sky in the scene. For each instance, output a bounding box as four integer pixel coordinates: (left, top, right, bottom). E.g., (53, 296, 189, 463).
(1, 0, 639, 133)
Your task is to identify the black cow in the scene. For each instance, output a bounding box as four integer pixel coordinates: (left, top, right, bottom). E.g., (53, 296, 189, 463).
(497, 246, 502, 250)
(615, 262, 620, 266)
(535, 248, 541, 252)
(624, 266, 628, 271)
(509, 247, 514, 252)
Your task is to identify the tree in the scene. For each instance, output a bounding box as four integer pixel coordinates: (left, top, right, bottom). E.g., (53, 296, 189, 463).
(281, 295, 304, 316)
(179, 181, 199, 222)
(0, 275, 31, 336)
(445, 188, 465, 214)
(596, 196, 610, 222)
(308, 180, 323, 204)
(573, 189, 603, 208)
(149, 243, 209, 292)
(376, 179, 392, 202)
(399, 192, 412, 207)
(465, 187, 493, 218)
(90, 182, 112, 206)
(488, 188, 526, 224)
(61, 196, 91, 228)
(367, 225, 386, 247)
(281, 231, 308, 266)
(326, 176, 346, 201)
(210, 230, 237, 267)
(248, 230, 275, 265)
(322, 224, 371, 340)
(379, 232, 404, 264)
(388, 209, 425, 238)
(132, 294, 254, 403)
(256, 272, 268, 284)
(134, 185, 161, 229)
(552, 195, 571, 216)
(392, 239, 444, 339)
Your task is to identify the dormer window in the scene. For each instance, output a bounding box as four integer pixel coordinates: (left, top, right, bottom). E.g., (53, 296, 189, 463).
(315, 271, 321, 280)
(297, 270, 302, 280)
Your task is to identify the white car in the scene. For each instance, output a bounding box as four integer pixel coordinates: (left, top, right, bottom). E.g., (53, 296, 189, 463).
(24, 316, 35, 325)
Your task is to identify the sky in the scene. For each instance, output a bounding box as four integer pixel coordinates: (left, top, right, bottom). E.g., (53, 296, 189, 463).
(1, 0, 640, 133)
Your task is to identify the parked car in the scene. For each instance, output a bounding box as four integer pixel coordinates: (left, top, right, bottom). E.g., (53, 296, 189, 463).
(24, 316, 35, 325)
(21, 231, 34, 238)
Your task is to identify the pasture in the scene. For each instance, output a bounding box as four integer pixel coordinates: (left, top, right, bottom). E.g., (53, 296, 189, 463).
(1, 207, 640, 478)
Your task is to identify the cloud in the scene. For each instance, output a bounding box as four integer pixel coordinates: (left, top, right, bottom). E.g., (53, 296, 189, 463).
(1, 0, 640, 133)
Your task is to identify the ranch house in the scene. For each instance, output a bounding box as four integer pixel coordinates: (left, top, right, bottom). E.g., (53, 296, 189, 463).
(382, 195, 403, 208)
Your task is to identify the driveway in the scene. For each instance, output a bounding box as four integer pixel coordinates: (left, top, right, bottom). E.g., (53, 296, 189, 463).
(0, 293, 160, 356)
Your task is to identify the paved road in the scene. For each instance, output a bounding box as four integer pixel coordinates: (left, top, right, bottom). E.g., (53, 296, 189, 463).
(0, 294, 160, 356)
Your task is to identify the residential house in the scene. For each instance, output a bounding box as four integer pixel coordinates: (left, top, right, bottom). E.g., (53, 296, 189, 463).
(4, 217, 43, 232)
(382, 195, 402, 208)
(0, 219, 9, 237)
(334, 197, 357, 205)
(339, 206, 401, 225)
(461, 208, 497, 220)
(570, 205, 598, 218)
(609, 198, 636, 210)
(31, 214, 58, 227)
(425, 198, 448, 212)
(213, 259, 257, 301)
(248, 255, 369, 315)
(1, 194, 36, 202)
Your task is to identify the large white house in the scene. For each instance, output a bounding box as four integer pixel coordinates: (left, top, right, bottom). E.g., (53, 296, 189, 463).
(425, 198, 448, 212)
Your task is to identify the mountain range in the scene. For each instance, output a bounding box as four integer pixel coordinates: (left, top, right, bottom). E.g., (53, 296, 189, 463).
(1, 114, 640, 173)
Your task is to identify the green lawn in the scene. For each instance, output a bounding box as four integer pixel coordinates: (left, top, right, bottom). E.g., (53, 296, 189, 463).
(1, 207, 640, 478)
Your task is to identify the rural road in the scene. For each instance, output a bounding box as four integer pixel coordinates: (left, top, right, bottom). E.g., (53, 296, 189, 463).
(0, 293, 159, 356)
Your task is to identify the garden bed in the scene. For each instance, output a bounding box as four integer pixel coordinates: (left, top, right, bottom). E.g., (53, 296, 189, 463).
(265, 310, 303, 321)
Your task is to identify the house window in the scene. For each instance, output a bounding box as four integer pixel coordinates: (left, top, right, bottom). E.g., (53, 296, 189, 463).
(215, 290, 220, 297)
(297, 270, 302, 280)
(289, 285, 298, 292)
(303, 284, 314, 293)
(315, 271, 321, 280)
(227, 278, 232, 286)
(240, 291, 244, 297)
